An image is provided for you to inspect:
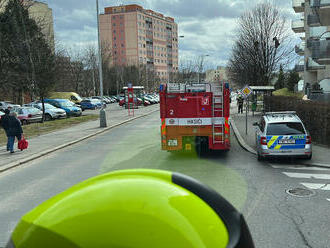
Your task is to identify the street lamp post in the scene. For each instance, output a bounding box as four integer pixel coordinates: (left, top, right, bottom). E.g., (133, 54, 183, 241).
(96, 0, 107, 127)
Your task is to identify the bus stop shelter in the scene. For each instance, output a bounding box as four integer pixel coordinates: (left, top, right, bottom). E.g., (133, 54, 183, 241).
(249, 86, 275, 113)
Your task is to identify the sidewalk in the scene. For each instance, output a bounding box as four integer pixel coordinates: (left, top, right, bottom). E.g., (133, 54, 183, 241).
(0, 104, 159, 170)
(230, 102, 330, 167)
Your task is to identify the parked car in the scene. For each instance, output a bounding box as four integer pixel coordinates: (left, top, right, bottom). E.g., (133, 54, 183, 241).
(111, 96, 120, 102)
(0, 101, 20, 111)
(48, 92, 83, 105)
(253, 111, 312, 161)
(119, 96, 142, 107)
(24, 103, 66, 121)
(91, 96, 108, 106)
(11, 107, 43, 125)
(80, 99, 102, 110)
(44, 99, 82, 117)
(143, 95, 157, 104)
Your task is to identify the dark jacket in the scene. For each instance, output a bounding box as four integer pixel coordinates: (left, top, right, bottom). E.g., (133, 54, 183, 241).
(7, 116, 23, 137)
(1, 114, 10, 135)
(237, 97, 244, 105)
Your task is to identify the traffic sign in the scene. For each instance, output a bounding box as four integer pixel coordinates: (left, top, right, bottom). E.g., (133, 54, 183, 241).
(241, 85, 252, 98)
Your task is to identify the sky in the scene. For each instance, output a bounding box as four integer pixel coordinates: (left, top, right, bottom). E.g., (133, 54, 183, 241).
(45, 0, 300, 69)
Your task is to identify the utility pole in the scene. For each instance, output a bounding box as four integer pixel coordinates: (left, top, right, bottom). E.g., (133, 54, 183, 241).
(96, 0, 107, 127)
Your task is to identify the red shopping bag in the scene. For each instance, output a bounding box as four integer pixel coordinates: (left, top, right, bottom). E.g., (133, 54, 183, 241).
(18, 135, 29, 151)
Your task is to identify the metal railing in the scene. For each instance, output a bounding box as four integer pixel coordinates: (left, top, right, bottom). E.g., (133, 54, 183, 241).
(311, 39, 330, 60)
(311, 0, 330, 7)
(307, 57, 326, 70)
(307, 14, 320, 26)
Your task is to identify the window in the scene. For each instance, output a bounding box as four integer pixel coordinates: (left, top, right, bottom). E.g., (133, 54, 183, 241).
(114, 37, 116, 40)
(266, 122, 305, 135)
(120, 15, 123, 19)
(113, 23, 116, 26)
(113, 30, 116, 33)
(112, 16, 116, 20)
(121, 43, 124, 47)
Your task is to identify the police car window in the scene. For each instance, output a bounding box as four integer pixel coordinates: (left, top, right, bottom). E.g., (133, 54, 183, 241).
(266, 122, 305, 135)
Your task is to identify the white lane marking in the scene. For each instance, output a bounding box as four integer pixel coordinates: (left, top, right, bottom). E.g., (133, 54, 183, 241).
(301, 183, 330, 190)
(271, 165, 330, 171)
(283, 172, 330, 180)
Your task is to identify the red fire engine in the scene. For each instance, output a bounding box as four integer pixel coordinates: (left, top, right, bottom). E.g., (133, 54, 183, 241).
(160, 81, 230, 152)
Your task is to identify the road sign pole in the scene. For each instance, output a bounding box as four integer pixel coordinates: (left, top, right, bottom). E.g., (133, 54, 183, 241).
(246, 98, 248, 135)
(241, 85, 252, 136)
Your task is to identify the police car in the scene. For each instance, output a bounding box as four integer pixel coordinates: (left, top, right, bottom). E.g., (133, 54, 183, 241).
(253, 112, 312, 161)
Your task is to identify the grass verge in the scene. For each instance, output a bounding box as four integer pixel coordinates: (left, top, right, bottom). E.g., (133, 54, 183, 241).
(0, 114, 99, 146)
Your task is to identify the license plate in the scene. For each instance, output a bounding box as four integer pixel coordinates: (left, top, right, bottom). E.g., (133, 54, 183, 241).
(168, 139, 178, 146)
(279, 139, 295, 144)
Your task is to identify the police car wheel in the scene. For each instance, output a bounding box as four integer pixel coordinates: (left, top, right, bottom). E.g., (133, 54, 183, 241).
(305, 154, 312, 160)
(257, 152, 264, 161)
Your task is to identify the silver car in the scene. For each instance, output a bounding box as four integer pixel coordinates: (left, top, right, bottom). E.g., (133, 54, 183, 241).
(24, 103, 66, 120)
(253, 112, 312, 161)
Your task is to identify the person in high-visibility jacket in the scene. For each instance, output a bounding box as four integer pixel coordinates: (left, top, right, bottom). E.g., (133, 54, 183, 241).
(6, 169, 255, 248)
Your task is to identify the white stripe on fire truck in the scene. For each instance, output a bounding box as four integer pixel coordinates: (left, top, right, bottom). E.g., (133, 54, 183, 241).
(165, 118, 225, 126)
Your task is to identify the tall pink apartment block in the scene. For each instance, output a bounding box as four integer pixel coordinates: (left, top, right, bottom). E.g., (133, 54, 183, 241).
(99, 4, 179, 82)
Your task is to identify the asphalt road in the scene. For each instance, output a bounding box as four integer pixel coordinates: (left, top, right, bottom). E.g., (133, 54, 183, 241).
(0, 111, 329, 248)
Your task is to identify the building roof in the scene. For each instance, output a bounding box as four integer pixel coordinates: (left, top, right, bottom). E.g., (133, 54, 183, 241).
(250, 86, 275, 92)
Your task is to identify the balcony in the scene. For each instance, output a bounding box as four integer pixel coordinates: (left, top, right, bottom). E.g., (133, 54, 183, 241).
(307, 14, 321, 27)
(295, 41, 305, 56)
(310, 0, 330, 26)
(310, 39, 330, 64)
(309, 26, 327, 38)
(306, 57, 326, 71)
(293, 0, 305, 13)
(292, 19, 305, 33)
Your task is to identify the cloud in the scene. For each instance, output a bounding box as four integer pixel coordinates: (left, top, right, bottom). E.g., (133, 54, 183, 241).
(46, 0, 296, 68)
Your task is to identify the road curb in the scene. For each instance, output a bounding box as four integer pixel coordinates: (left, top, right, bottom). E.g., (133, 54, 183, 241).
(230, 117, 257, 155)
(0, 109, 159, 173)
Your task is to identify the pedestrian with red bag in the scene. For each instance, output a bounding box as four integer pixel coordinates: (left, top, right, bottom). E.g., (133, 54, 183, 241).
(7, 112, 23, 154)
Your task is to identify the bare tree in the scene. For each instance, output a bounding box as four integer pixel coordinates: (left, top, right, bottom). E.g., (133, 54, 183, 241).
(227, 2, 295, 87)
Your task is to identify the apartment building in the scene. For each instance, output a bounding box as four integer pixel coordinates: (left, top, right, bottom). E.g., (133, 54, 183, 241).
(0, 0, 55, 50)
(292, 0, 330, 92)
(99, 4, 179, 83)
(27, 0, 55, 51)
(206, 66, 228, 82)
